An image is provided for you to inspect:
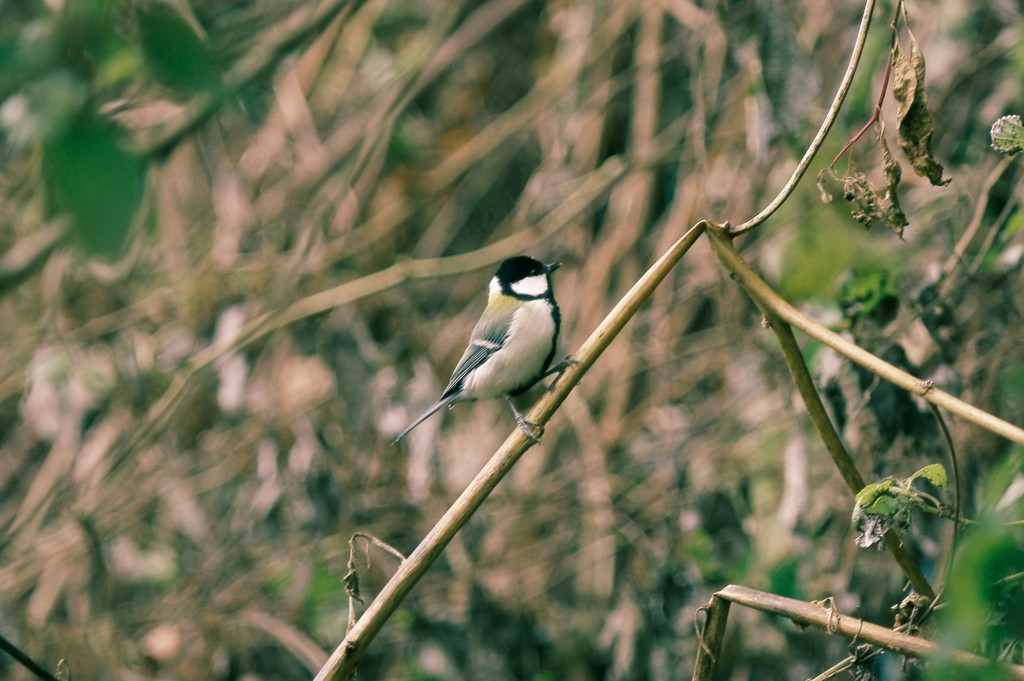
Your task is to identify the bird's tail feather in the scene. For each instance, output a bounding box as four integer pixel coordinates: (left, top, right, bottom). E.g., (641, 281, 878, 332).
(393, 393, 460, 444)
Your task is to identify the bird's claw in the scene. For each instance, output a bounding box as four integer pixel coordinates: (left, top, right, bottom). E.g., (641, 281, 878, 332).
(516, 416, 544, 443)
(545, 354, 580, 393)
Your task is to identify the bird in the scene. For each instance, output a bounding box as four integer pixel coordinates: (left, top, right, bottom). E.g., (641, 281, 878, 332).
(393, 255, 569, 444)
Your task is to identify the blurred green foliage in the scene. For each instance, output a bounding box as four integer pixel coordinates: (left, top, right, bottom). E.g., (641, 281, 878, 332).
(929, 525, 1024, 681)
(43, 117, 145, 256)
(840, 265, 900, 326)
(0, 0, 237, 258)
(137, 2, 223, 96)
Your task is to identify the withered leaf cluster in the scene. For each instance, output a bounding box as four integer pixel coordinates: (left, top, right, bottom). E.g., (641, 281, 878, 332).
(892, 29, 950, 187)
(840, 124, 909, 237)
(820, 25, 949, 237)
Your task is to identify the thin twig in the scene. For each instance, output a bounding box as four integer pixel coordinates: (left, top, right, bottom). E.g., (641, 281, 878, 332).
(0, 632, 61, 681)
(351, 533, 407, 563)
(692, 596, 731, 681)
(344, 534, 407, 635)
(940, 156, 1015, 283)
(826, 2, 901, 169)
(805, 655, 856, 681)
(728, 0, 877, 236)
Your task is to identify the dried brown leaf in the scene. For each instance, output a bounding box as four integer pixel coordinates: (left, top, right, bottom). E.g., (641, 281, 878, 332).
(892, 30, 950, 186)
(817, 169, 835, 203)
(842, 172, 877, 226)
(877, 123, 909, 237)
(839, 128, 909, 237)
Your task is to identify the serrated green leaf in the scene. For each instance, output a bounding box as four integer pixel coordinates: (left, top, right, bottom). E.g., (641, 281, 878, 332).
(909, 463, 948, 489)
(990, 115, 1024, 155)
(854, 478, 896, 508)
(863, 491, 902, 517)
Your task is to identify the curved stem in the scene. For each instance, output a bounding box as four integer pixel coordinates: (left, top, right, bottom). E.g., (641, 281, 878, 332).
(728, 0, 877, 236)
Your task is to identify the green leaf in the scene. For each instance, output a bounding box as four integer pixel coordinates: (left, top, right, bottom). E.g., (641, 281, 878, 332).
(990, 114, 1024, 155)
(908, 463, 948, 489)
(863, 492, 903, 520)
(43, 118, 147, 257)
(936, 527, 1024, 657)
(839, 265, 899, 325)
(854, 478, 897, 510)
(852, 479, 912, 549)
(137, 1, 222, 96)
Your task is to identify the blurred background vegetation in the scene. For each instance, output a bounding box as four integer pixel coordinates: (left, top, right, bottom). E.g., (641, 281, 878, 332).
(0, 0, 1022, 679)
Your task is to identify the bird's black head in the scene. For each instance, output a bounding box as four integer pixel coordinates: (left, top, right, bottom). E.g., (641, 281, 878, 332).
(493, 256, 560, 299)
(495, 256, 546, 283)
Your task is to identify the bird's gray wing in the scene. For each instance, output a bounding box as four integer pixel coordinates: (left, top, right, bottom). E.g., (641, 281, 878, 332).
(440, 305, 515, 397)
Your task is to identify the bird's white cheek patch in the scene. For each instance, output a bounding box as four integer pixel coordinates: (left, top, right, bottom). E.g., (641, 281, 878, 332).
(510, 274, 549, 297)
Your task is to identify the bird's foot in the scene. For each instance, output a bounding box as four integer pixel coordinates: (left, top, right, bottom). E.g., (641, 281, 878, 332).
(506, 396, 544, 442)
(545, 355, 580, 393)
(516, 416, 544, 443)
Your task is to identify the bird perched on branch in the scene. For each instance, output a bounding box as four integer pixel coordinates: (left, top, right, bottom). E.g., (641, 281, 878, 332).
(394, 256, 569, 444)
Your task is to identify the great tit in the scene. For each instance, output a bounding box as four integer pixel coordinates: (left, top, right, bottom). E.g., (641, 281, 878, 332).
(393, 256, 565, 444)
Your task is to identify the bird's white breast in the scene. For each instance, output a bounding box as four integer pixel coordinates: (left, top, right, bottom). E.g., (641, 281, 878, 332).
(462, 299, 555, 399)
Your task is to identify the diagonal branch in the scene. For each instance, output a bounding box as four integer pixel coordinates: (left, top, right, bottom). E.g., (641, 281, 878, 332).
(313, 221, 708, 681)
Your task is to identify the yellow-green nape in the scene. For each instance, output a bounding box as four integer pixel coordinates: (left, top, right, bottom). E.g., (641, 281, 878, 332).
(487, 292, 520, 310)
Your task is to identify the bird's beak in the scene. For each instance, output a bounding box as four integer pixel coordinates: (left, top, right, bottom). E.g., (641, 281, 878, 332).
(545, 262, 561, 273)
